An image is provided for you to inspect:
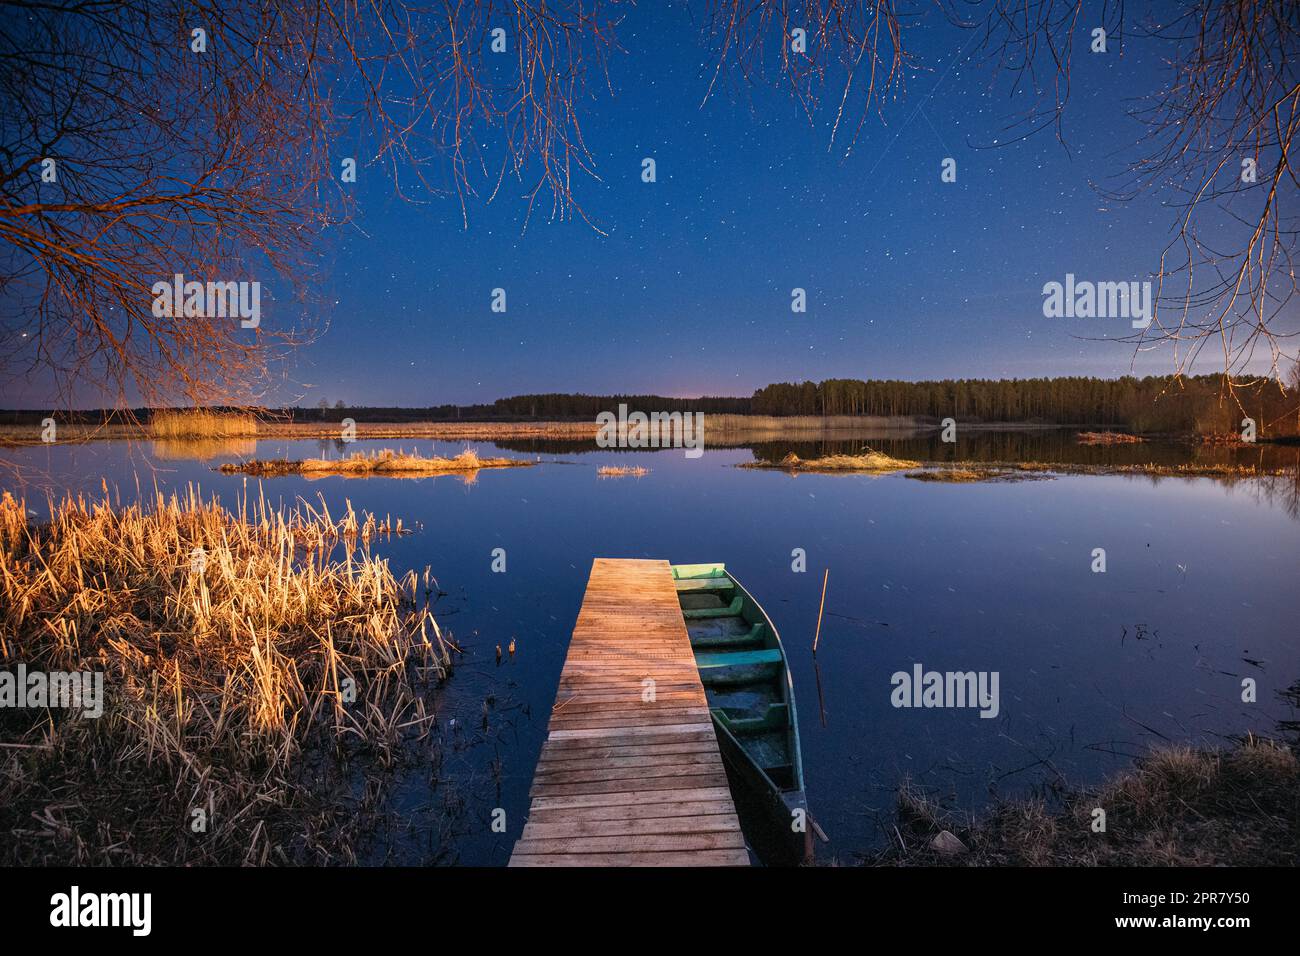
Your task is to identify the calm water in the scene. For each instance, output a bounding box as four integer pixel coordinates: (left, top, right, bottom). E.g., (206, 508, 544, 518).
(5, 432, 1300, 864)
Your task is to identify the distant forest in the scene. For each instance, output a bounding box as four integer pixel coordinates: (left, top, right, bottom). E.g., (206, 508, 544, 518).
(5, 375, 1298, 437)
(497, 376, 1299, 436)
(750, 375, 1300, 435)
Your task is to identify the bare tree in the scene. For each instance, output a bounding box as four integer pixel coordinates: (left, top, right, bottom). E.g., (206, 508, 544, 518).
(699, 0, 907, 153)
(2, 2, 322, 407)
(1132, 2, 1299, 390)
(0, 0, 623, 408)
(961, 1, 1298, 394)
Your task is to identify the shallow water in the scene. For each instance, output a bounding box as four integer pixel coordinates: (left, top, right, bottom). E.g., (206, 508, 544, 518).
(4, 432, 1299, 864)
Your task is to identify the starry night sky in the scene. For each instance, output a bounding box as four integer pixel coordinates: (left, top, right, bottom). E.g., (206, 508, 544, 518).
(299, 4, 1204, 407)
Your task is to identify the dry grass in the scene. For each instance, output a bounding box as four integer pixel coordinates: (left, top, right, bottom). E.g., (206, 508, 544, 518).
(740, 450, 920, 474)
(240, 420, 594, 441)
(0, 488, 453, 865)
(907, 468, 989, 482)
(149, 409, 260, 440)
(219, 448, 535, 478)
(1077, 431, 1147, 444)
(597, 465, 649, 477)
(907, 467, 1056, 483)
(876, 737, 1300, 866)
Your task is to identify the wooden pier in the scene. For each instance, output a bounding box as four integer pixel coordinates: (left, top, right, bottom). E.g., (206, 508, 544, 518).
(508, 558, 749, 866)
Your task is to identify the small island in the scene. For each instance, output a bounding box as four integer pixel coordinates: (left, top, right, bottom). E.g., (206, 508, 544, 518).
(739, 451, 921, 474)
(218, 448, 535, 477)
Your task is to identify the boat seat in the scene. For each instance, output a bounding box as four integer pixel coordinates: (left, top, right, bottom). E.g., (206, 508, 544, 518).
(714, 702, 789, 733)
(679, 593, 726, 611)
(683, 596, 744, 619)
(688, 621, 768, 649)
(674, 577, 734, 593)
(672, 563, 726, 579)
(695, 648, 784, 669)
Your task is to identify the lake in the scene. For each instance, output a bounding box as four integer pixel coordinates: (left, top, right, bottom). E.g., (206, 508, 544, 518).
(4, 431, 1298, 864)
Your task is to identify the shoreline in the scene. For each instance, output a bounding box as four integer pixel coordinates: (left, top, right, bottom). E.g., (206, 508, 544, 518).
(0, 420, 601, 447)
(3, 416, 1295, 484)
(871, 736, 1299, 867)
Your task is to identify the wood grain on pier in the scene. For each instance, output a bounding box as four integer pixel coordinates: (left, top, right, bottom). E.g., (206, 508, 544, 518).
(508, 558, 748, 867)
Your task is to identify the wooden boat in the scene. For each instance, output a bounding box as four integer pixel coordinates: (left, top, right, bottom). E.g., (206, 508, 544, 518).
(671, 562, 812, 865)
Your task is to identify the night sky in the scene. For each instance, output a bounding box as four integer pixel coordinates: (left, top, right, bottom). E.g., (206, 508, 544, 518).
(216, 6, 1247, 406)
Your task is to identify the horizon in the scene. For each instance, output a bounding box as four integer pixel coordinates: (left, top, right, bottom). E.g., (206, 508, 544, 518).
(2, 369, 1285, 415)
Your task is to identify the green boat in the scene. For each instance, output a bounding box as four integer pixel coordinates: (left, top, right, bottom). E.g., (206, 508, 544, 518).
(671, 562, 812, 865)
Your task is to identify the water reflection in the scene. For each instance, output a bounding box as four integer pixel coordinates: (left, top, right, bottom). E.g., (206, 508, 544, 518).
(498, 427, 1300, 472)
(150, 438, 258, 460)
(2, 434, 1297, 865)
(494, 429, 1300, 519)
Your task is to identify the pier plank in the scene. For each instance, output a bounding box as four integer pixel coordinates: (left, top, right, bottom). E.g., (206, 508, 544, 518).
(508, 558, 748, 867)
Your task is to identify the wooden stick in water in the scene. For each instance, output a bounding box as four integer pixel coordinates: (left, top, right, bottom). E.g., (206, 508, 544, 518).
(812, 568, 829, 654)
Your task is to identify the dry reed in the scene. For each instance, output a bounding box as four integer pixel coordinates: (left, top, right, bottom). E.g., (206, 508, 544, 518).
(0, 487, 451, 864)
(149, 409, 260, 440)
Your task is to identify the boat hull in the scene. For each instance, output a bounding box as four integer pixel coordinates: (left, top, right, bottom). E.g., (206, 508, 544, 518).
(672, 562, 812, 865)
(713, 720, 814, 866)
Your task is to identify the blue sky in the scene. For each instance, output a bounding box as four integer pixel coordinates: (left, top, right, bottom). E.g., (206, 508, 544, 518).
(306, 4, 1196, 407)
(15, 2, 1271, 409)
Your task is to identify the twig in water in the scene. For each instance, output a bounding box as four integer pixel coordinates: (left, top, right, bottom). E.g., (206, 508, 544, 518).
(812, 568, 829, 654)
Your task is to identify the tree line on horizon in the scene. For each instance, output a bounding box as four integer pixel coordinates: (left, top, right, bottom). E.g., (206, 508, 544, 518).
(501, 375, 1300, 436)
(752, 375, 1295, 432)
(491, 394, 751, 418)
(5, 374, 1297, 438)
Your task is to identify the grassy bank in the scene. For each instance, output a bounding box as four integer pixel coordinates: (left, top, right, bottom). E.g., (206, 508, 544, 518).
(0, 418, 598, 446)
(4, 413, 1300, 449)
(875, 737, 1299, 866)
(2, 414, 920, 447)
(0, 489, 452, 865)
(219, 448, 535, 478)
